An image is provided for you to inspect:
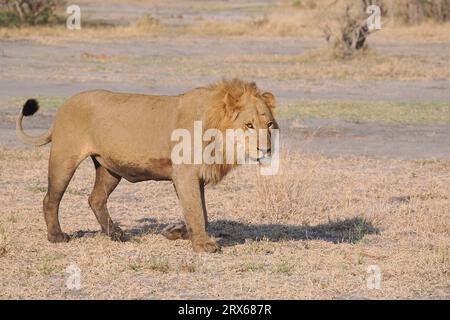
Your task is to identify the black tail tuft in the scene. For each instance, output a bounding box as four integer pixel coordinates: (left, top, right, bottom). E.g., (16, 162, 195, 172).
(22, 99, 39, 117)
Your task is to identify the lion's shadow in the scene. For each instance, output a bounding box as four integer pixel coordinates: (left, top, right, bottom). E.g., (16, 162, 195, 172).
(209, 218, 379, 246)
(72, 217, 378, 246)
(121, 217, 378, 246)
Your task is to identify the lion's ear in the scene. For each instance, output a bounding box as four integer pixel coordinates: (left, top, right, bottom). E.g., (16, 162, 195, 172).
(223, 92, 240, 116)
(262, 92, 276, 109)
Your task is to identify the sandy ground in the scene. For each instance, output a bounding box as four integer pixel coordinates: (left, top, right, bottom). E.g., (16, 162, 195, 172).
(0, 0, 449, 300)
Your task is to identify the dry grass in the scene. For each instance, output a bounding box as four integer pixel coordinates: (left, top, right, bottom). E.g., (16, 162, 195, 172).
(373, 22, 450, 42)
(0, 226, 8, 257)
(5, 47, 448, 85)
(384, 0, 450, 24)
(1, 0, 450, 43)
(0, 15, 167, 44)
(0, 147, 448, 299)
(77, 47, 450, 81)
(128, 255, 170, 273)
(183, 11, 322, 38)
(220, 48, 450, 80)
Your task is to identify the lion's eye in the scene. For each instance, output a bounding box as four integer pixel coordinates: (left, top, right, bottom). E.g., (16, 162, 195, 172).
(267, 121, 273, 128)
(246, 123, 254, 129)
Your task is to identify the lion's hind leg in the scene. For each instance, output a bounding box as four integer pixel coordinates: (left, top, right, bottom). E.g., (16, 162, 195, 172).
(88, 158, 125, 241)
(44, 149, 86, 243)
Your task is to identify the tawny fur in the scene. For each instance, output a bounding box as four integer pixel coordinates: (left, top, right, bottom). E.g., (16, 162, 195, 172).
(16, 78, 278, 253)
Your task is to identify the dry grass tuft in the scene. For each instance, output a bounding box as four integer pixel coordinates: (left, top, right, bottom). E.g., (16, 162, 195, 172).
(0, 226, 8, 257)
(185, 11, 322, 38)
(39, 254, 57, 275)
(131, 14, 162, 33)
(178, 261, 196, 273)
(129, 255, 170, 273)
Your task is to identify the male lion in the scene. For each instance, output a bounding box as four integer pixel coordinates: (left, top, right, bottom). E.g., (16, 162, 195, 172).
(16, 79, 278, 253)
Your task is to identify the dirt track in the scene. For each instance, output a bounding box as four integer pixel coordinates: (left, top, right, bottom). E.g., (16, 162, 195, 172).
(1, 38, 450, 102)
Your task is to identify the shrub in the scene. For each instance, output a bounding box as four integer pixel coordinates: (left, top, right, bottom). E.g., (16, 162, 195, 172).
(0, 0, 63, 26)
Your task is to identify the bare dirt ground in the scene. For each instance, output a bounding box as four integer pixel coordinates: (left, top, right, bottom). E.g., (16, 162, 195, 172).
(0, 0, 449, 299)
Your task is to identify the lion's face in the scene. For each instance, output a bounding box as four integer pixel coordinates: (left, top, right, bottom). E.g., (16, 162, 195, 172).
(226, 91, 278, 163)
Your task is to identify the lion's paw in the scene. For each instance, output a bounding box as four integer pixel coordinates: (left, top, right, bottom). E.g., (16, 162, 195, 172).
(192, 237, 221, 253)
(48, 232, 70, 243)
(110, 227, 126, 242)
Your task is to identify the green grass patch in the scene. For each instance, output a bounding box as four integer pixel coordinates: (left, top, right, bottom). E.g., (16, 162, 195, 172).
(347, 217, 372, 244)
(278, 100, 450, 125)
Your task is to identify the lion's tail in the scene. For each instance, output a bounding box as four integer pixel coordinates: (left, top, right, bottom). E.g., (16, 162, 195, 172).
(16, 99, 53, 146)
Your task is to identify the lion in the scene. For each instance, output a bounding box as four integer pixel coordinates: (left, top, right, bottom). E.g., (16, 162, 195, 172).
(16, 78, 278, 253)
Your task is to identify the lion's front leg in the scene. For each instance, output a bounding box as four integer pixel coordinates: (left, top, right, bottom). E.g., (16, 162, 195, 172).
(162, 182, 208, 241)
(172, 171, 220, 253)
